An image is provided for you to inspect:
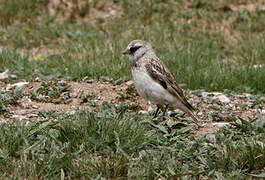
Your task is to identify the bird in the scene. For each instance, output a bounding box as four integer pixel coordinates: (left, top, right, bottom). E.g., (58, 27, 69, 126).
(122, 40, 199, 122)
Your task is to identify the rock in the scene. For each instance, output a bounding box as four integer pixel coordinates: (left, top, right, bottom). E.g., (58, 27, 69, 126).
(213, 94, 230, 103)
(0, 46, 3, 53)
(13, 110, 27, 115)
(70, 93, 78, 98)
(86, 79, 95, 83)
(67, 110, 76, 115)
(202, 92, 223, 99)
(202, 92, 209, 98)
(243, 93, 252, 97)
(34, 77, 41, 82)
(200, 123, 207, 127)
(58, 80, 67, 86)
(7, 82, 29, 90)
(0, 118, 7, 124)
(212, 92, 222, 96)
(138, 110, 148, 114)
(32, 105, 39, 109)
(10, 74, 17, 79)
(198, 111, 203, 116)
(206, 134, 216, 144)
(110, 10, 116, 15)
(81, 76, 88, 81)
(21, 102, 30, 109)
(126, 80, 134, 86)
(27, 113, 38, 118)
(11, 115, 28, 120)
(0, 69, 9, 80)
(212, 122, 230, 128)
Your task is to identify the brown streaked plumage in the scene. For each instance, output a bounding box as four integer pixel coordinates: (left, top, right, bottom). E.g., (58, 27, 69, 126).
(123, 40, 199, 122)
(145, 58, 195, 111)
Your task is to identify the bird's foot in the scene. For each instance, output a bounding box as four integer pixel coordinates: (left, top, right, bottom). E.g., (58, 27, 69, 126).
(153, 114, 168, 122)
(192, 120, 201, 128)
(158, 115, 167, 121)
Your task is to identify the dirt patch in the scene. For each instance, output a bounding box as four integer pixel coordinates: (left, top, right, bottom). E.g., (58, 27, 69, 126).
(1, 80, 264, 136)
(228, 3, 265, 12)
(20, 81, 149, 112)
(46, 0, 123, 22)
(194, 123, 221, 136)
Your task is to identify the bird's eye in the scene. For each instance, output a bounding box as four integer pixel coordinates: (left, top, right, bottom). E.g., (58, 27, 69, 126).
(130, 46, 141, 54)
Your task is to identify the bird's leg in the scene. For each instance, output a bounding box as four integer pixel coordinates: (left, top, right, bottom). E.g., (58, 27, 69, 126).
(153, 105, 161, 118)
(162, 104, 169, 117)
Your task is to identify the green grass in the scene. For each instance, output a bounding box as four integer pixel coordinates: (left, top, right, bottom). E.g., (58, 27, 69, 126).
(0, 0, 265, 93)
(0, 87, 23, 114)
(0, 0, 49, 26)
(0, 106, 264, 178)
(0, 1, 265, 178)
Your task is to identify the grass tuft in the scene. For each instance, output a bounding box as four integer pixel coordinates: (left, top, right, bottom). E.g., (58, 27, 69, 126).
(0, 1, 264, 177)
(0, 1, 264, 93)
(0, 106, 264, 178)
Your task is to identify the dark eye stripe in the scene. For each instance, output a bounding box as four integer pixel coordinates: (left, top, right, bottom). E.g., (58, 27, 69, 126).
(130, 46, 141, 54)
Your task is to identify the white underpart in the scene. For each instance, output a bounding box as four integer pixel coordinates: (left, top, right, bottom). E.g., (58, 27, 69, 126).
(132, 67, 176, 107)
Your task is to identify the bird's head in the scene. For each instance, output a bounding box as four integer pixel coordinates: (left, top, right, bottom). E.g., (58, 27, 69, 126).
(122, 40, 153, 62)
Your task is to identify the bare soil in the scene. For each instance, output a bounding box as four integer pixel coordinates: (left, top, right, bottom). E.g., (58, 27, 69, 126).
(1, 80, 263, 136)
(46, 0, 123, 22)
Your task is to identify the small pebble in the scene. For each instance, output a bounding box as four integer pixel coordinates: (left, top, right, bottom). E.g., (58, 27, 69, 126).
(0, 118, 7, 124)
(13, 110, 27, 115)
(11, 115, 28, 121)
(212, 122, 230, 128)
(58, 80, 67, 86)
(138, 110, 148, 114)
(206, 134, 216, 144)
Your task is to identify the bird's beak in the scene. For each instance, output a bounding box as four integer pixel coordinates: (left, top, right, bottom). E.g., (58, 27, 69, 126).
(122, 49, 129, 55)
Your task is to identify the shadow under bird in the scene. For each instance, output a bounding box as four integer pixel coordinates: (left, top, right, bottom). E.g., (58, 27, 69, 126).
(123, 40, 199, 123)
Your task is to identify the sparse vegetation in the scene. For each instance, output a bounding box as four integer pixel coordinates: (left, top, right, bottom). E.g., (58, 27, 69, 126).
(0, 0, 264, 179)
(31, 80, 72, 104)
(0, 87, 23, 113)
(0, 108, 264, 178)
(80, 93, 97, 107)
(0, 0, 264, 93)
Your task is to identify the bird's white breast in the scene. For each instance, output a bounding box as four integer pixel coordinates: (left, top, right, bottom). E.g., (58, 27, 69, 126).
(132, 67, 176, 105)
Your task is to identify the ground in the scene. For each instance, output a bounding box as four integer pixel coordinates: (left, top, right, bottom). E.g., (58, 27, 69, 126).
(1, 79, 263, 136)
(0, 0, 265, 179)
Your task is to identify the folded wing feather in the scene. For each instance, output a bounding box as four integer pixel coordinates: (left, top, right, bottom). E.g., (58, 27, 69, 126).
(145, 58, 195, 111)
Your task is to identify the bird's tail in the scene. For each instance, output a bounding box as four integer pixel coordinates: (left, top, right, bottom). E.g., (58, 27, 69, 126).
(180, 106, 200, 126)
(188, 111, 201, 127)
